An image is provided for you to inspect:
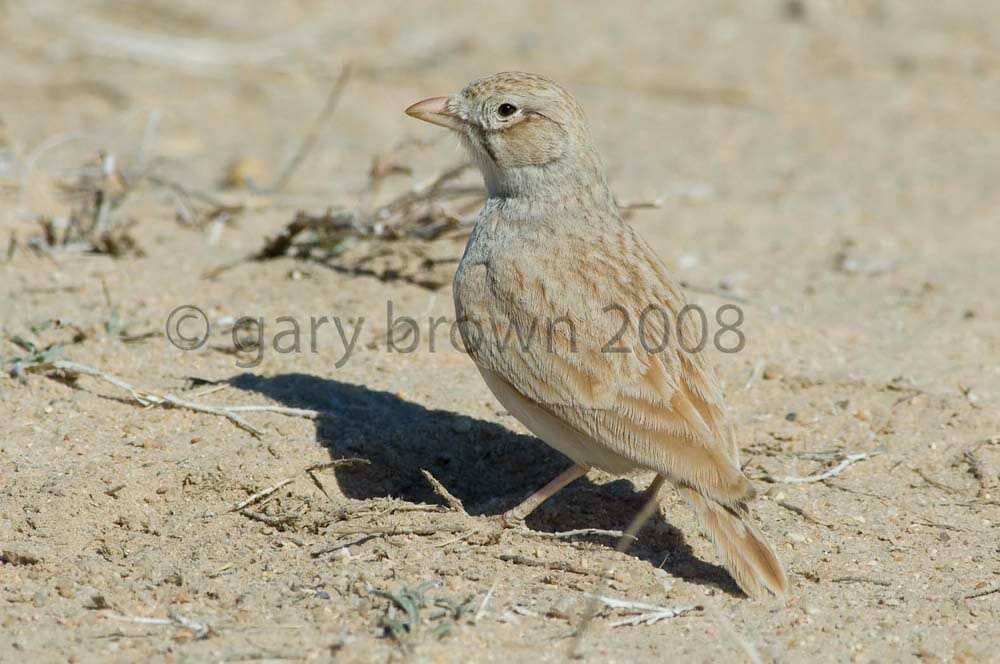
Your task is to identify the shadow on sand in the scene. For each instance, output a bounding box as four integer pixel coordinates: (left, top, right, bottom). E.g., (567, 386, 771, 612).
(228, 372, 740, 596)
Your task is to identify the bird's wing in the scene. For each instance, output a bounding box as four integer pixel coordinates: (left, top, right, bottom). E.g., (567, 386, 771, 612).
(459, 220, 751, 505)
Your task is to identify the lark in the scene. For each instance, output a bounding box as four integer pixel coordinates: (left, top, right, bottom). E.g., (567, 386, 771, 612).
(406, 72, 788, 599)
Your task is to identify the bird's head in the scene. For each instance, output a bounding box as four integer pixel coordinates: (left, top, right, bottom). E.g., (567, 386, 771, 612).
(406, 72, 610, 203)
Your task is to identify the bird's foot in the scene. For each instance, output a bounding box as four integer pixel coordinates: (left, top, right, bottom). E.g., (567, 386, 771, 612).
(498, 508, 528, 530)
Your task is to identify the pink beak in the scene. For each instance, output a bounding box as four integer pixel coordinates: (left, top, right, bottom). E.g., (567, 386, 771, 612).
(405, 96, 466, 131)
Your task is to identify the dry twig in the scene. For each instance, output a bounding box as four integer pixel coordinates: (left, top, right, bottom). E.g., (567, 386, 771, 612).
(311, 525, 469, 556)
(228, 478, 295, 513)
(22, 2, 334, 70)
(755, 449, 883, 484)
(238, 509, 299, 528)
(272, 65, 353, 191)
(474, 581, 498, 624)
(955, 581, 1000, 601)
(777, 500, 833, 528)
(106, 611, 212, 639)
(20, 360, 332, 437)
(914, 467, 963, 494)
(964, 445, 997, 496)
(583, 594, 700, 627)
(497, 554, 616, 580)
(421, 469, 467, 515)
(514, 528, 630, 541)
(831, 576, 891, 587)
(305, 458, 369, 498)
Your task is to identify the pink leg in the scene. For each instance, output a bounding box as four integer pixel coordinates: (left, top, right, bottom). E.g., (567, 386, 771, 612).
(502, 464, 590, 523)
(642, 474, 666, 506)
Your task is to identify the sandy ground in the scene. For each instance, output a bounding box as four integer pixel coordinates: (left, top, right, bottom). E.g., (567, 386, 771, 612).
(1, 1, 999, 662)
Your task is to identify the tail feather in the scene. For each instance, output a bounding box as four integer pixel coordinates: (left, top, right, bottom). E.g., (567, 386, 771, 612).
(679, 486, 788, 600)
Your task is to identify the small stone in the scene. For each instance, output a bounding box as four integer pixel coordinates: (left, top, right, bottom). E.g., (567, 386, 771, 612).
(83, 592, 110, 610)
(54, 578, 75, 599)
(787, 532, 807, 544)
(764, 487, 785, 500)
(785, 412, 798, 422)
(220, 156, 269, 189)
(546, 596, 577, 621)
(315, 591, 331, 600)
(783, 0, 807, 21)
(162, 571, 183, 587)
(1, 546, 41, 566)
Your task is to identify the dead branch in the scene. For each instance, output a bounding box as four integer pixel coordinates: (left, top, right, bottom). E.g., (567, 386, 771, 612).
(583, 594, 699, 627)
(311, 524, 469, 556)
(754, 449, 883, 484)
(420, 469, 467, 515)
(272, 65, 353, 191)
(514, 528, 630, 541)
(228, 478, 295, 513)
(913, 467, 963, 494)
(776, 500, 833, 528)
(22, 2, 334, 70)
(831, 576, 891, 587)
(21, 360, 332, 437)
(955, 581, 1000, 601)
(497, 554, 617, 580)
(239, 509, 299, 528)
(964, 445, 997, 496)
(106, 611, 212, 639)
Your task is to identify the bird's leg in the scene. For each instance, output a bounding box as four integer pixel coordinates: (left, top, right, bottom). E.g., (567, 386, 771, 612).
(571, 472, 667, 655)
(641, 474, 666, 507)
(500, 464, 590, 526)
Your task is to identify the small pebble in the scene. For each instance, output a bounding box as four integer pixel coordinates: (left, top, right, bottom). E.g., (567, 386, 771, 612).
(54, 578, 75, 599)
(1, 546, 42, 566)
(83, 592, 109, 610)
(315, 591, 331, 600)
(783, 0, 807, 21)
(546, 596, 576, 620)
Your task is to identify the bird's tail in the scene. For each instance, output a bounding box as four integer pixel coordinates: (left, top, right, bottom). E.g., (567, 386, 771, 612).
(678, 486, 788, 600)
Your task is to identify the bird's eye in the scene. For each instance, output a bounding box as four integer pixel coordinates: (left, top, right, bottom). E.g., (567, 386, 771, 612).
(497, 103, 518, 118)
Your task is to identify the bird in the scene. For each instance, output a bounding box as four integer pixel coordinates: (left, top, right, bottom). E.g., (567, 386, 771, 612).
(405, 72, 788, 600)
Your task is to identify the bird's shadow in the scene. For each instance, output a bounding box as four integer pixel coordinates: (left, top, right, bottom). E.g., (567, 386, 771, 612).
(228, 372, 740, 596)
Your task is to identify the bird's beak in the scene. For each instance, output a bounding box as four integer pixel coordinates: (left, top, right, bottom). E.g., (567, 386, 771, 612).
(405, 96, 466, 132)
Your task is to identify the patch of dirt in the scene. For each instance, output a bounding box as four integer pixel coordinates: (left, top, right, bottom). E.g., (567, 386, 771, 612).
(1, 2, 999, 662)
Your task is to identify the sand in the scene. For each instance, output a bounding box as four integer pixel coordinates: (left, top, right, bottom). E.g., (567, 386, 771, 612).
(1, 2, 998, 662)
